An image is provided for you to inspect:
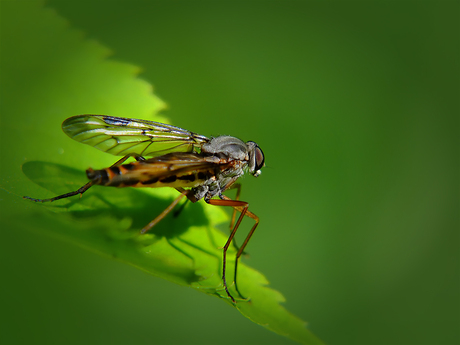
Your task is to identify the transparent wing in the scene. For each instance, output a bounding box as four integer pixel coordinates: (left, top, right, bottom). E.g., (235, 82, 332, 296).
(62, 115, 210, 157)
(116, 152, 231, 182)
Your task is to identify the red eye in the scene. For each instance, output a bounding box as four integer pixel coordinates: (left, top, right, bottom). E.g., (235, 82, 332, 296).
(254, 146, 265, 172)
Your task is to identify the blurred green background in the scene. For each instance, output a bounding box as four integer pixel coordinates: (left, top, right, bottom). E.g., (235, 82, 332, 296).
(1, 1, 458, 344)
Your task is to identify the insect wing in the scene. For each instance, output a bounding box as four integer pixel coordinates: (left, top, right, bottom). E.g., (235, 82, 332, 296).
(62, 115, 210, 157)
(110, 152, 227, 188)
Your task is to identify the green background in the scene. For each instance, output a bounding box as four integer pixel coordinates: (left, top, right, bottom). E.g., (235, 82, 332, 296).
(1, 1, 458, 344)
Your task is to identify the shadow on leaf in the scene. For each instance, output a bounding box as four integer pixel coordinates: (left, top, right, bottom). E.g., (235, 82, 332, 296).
(22, 161, 209, 239)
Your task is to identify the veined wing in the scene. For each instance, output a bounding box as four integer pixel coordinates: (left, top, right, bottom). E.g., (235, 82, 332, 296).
(62, 115, 210, 157)
(124, 152, 226, 180)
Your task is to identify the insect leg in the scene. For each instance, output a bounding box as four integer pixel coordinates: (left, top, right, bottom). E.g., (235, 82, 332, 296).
(140, 189, 192, 234)
(23, 155, 135, 203)
(175, 187, 197, 203)
(223, 183, 247, 253)
(227, 183, 241, 230)
(169, 187, 193, 218)
(223, 196, 260, 301)
(206, 197, 259, 302)
(23, 181, 95, 202)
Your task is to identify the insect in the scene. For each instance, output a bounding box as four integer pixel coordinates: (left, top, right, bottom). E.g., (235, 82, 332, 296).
(24, 115, 265, 303)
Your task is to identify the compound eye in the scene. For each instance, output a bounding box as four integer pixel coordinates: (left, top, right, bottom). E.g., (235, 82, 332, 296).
(254, 145, 265, 173)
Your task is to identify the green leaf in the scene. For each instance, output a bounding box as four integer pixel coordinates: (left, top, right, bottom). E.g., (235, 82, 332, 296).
(0, 1, 323, 344)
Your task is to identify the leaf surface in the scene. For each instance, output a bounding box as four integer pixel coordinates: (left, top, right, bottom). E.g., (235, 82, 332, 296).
(0, 2, 323, 344)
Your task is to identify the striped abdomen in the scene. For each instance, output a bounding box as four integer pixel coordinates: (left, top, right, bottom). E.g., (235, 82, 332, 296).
(86, 157, 217, 189)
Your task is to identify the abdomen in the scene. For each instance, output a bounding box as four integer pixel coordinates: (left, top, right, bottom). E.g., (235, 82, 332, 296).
(86, 160, 215, 189)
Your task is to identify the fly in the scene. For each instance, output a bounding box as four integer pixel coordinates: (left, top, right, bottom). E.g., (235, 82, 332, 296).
(24, 115, 265, 303)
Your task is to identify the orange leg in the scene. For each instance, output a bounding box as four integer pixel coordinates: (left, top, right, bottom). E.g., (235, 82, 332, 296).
(206, 197, 259, 303)
(229, 183, 241, 230)
(140, 189, 191, 234)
